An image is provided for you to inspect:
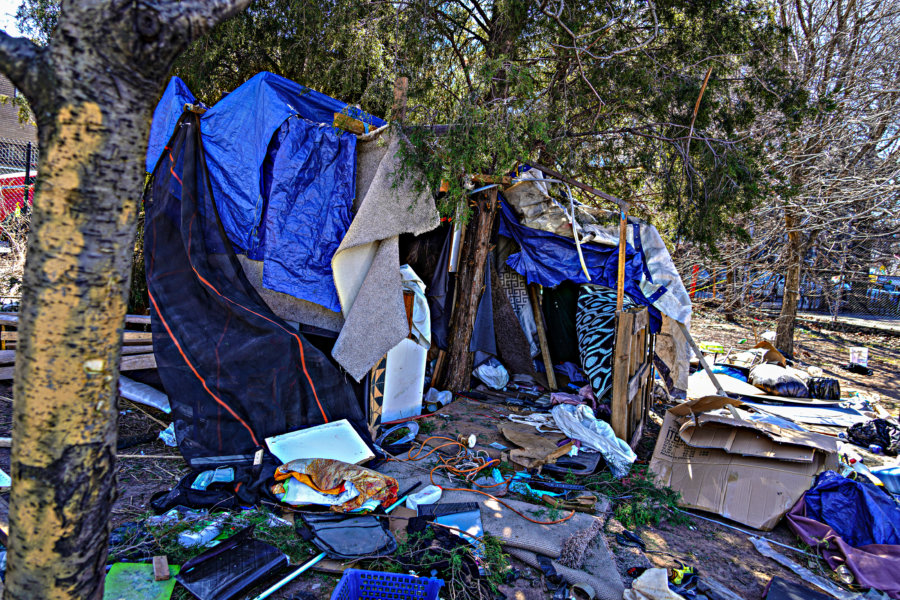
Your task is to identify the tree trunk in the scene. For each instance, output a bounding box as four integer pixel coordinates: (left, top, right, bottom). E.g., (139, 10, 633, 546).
(0, 2, 250, 598)
(776, 211, 802, 357)
(440, 190, 497, 391)
(723, 264, 737, 322)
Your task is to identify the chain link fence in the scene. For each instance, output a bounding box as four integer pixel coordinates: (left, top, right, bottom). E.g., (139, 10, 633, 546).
(0, 136, 37, 222)
(677, 233, 900, 322)
(0, 136, 38, 307)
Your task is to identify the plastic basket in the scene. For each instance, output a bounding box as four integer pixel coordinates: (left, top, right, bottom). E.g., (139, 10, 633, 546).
(330, 569, 444, 600)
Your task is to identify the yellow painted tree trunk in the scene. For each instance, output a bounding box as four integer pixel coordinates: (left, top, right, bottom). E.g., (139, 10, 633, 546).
(0, 2, 251, 598)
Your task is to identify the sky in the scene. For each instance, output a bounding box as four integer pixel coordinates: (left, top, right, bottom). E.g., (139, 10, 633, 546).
(0, 0, 20, 36)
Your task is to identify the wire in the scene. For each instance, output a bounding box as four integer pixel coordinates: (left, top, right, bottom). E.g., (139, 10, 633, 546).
(391, 436, 576, 526)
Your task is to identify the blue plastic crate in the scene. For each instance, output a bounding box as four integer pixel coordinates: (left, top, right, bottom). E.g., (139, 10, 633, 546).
(330, 569, 444, 600)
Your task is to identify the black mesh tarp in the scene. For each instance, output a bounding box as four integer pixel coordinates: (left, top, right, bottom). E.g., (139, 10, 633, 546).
(146, 114, 366, 468)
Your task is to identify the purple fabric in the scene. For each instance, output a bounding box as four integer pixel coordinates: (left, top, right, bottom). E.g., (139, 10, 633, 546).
(551, 392, 585, 407)
(786, 496, 900, 598)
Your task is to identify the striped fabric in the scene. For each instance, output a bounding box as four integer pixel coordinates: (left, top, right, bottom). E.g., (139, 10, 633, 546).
(576, 285, 635, 399)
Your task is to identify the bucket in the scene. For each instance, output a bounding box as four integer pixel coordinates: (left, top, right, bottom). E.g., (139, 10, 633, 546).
(849, 347, 869, 367)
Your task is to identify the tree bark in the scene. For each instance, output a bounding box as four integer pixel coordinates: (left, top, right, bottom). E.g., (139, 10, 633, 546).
(440, 190, 497, 391)
(776, 210, 802, 357)
(0, 2, 250, 598)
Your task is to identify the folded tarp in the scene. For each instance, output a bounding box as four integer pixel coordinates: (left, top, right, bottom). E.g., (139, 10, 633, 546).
(498, 199, 661, 332)
(503, 168, 691, 324)
(146, 114, 368, 468)
(787, 471, 900, 598)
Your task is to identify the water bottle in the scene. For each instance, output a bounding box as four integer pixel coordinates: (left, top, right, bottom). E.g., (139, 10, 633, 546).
(178, 513, 228, 547)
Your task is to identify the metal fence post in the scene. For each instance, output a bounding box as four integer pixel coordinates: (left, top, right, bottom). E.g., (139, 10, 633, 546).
(24, 141, 32, 211)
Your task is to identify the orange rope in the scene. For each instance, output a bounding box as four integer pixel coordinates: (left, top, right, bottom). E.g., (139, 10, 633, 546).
(392, 436, 575, 526)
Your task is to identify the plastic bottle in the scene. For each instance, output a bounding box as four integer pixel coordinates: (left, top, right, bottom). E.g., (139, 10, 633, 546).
(178, 513, 228, 547)
(191, 466, 235, 490)
(838, 442, 884, 487)
(405, 485, 443, 511)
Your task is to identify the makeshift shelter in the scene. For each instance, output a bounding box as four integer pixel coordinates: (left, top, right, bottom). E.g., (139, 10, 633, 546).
(144, 71, 692, 466)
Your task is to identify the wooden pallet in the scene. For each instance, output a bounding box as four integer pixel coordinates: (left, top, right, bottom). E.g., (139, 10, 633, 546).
(610, 307, 655, 449)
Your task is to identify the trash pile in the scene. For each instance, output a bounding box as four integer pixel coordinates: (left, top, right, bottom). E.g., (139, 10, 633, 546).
(668, 330, 900, 599)
(18, 71, 890, 600)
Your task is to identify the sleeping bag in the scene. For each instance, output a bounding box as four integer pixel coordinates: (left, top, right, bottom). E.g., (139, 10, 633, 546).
(749, 364, 809, 398)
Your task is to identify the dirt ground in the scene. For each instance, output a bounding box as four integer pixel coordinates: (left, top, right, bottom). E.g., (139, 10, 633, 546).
(0, 308, 897, 599)
(616, 309, 900, 599)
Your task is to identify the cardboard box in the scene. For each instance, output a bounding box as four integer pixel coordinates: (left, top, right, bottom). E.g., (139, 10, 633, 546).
(649, 396, 838, 530)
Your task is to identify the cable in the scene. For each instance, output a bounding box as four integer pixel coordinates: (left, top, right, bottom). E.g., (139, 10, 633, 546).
(391, 436, 576, 526)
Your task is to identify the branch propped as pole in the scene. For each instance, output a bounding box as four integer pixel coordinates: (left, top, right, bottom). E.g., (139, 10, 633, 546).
(530, 163, 630, 211)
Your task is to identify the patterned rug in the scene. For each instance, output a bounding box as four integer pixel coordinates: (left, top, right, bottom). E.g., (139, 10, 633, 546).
(575, 285, 635, 399)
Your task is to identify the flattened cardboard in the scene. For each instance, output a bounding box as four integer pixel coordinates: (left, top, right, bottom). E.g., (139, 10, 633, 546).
(650, 397, 837, 530)
(752, 341, 788, 367)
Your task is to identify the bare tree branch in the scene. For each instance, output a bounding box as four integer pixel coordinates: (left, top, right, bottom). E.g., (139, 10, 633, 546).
(0, 32, 43, 100)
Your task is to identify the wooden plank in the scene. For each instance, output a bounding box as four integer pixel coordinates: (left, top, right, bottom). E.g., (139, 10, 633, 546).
(120, 354, 156, 371)
(472, 174, 512, 186)
(122, 345, 154, 355)
(610, 310, 633, 439)
(0, 313, 150, 326)
(629, 420, 644, 450)
(153, 556, 170, 581)
(528, 284, 557, 391)
(0, 346, 151, 368)
(0, 353, 156, 380)
(631, 308, 648, 336)
(334, 112, 368, 134)
(616, 210, 627, 311)
(1, 330, 151, 343)
(0, 349, 14, 365)
(626, 361, 649, 403)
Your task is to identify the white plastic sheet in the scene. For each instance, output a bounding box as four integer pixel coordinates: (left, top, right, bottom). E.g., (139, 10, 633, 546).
(551, 404, 636, 478)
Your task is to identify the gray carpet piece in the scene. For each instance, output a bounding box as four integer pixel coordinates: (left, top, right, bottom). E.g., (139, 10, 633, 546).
(331, 128, 439, 380)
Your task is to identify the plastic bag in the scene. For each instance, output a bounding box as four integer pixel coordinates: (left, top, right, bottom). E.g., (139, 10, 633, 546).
(807, 377, 841, 400)
(749, 364, 809, 397)
(550, 404, 636, 478)
(473, 358, 509, 390)
(848, 419, 900, 455)
(423, 388, 452, 412)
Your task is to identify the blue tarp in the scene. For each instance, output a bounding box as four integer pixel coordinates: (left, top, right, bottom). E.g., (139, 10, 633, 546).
(257, 116, 356, 312)
(498, 199, 661, 331)
(146, 72, 385, 312)
(147, 77, 197, 173)
(804, 470, 900, 547)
